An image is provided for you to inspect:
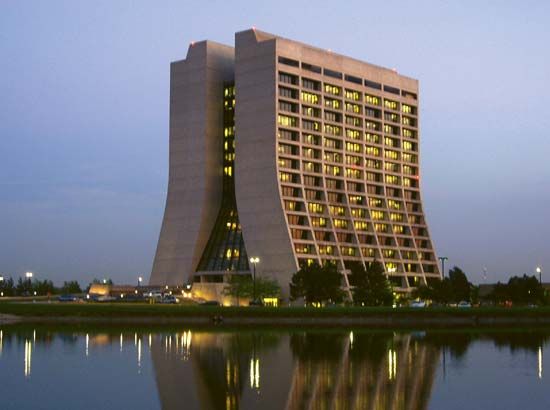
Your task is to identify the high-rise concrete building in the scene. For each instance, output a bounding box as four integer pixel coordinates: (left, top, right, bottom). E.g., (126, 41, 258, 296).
(150, 29, 441, 300)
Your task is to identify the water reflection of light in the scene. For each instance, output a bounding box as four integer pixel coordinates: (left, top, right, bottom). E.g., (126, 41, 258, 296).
(120, 333, 123, 352)
(148, 333, 152, 349)
(137, 338, 142, 373)
(0, 330, 3, 356)
(249, 358, 260, 389)
(85, 334, 89, 357)
(349, 331, 354, 347)
(388, 349, 397, 380)
(182, 330, 192, 360)
(24, 339, 32, 378)
(538, 346, 543, 379)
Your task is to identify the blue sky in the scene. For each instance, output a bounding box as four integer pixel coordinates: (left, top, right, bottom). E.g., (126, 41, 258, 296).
(1, 0, 549, 285)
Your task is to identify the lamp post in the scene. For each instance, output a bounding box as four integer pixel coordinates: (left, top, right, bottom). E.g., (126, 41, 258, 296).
(138, 276, 143, 287)
(438, 257, 448, 278)
(249, 257, 260, 302)
(536, 266, 542, 284)
(25, 272, 33, 293)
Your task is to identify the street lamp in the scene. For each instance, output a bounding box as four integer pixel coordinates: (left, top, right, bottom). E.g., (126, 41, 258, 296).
(249, 257, 260, 302)
(138, 276, 143, 287)
(438, 257, 448, 278)
(536, 266, 542, 284)
(25, 272, 33, 293)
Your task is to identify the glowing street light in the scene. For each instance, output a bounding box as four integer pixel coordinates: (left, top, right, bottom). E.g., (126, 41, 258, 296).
(249, 257, 260, 302)
(138, 276, 143, 287)
(536, 266, 542, 284)
(25, 272, 33, 279)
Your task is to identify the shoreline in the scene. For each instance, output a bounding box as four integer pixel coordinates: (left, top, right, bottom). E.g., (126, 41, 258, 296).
(5, 309, 550, 328)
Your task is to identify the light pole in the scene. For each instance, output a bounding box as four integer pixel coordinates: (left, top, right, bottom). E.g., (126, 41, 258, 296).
(25, 272, 33, 294)
(537, 266, 542, 284)
(438, 257, 448, 278)
(138, 276, 143, 288)
(249, 257, 260, 302)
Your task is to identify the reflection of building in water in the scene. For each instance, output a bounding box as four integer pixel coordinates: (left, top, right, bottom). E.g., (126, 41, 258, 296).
(286, 332, 439, 410)
(151, 331, 439, 410)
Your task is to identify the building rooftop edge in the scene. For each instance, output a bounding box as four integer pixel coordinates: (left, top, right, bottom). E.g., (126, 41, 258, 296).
(236, 28, 418, 84)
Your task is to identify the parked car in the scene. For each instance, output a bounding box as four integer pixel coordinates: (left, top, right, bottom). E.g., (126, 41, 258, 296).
(95, 295, 116, 302)
(410, 300, 426, 308)
(200, 300, 220, 306)
(249, 299, 264, 307)
(161, 295, 179, 304)
(457, 301, 472, 308)
(58, 294, 79, 302)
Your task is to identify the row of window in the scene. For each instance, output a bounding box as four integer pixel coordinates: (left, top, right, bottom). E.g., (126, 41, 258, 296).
(280, 85, 417, 115)
(277, 58, 418, 101)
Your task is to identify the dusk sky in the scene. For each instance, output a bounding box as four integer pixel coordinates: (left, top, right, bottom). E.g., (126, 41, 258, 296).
(1, 0, 549, 286)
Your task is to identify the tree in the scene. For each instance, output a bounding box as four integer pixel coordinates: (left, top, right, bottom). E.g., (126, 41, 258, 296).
(349, 261, 393, 306)
(34, 279, 55, 295)
(224, 275, 281, 305)
(448, 267, 471, 302)
(16, 277, 32, 296)
(290, 261, 344, 306)
(0, 277, 15, 296)
(60, 281, 82, 294)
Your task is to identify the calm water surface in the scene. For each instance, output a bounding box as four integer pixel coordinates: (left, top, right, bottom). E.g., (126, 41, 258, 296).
(0, 325, 549, 409)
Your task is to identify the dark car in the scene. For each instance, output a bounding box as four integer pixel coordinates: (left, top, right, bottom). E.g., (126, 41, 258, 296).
(58, 294, 78, 302)
(200, 300, 220, 306)
(249, 299, 264, 307)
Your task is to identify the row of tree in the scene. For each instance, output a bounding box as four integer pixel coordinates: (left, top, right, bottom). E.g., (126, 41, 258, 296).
(0, 278, 82, 297)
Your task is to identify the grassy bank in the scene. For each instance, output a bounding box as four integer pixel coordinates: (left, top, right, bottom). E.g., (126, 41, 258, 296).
(3, 301, 550, 319)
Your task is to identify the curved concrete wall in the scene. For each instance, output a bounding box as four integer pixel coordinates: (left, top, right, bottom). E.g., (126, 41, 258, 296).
(150, 41, 234, 286)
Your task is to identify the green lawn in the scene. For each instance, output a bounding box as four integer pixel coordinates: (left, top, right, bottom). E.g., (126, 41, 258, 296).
(2, 301, 550, 318)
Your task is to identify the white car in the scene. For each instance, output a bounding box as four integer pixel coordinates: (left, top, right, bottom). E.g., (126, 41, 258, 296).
(410, 300, 426, 308)
(457, 301, 472, 308)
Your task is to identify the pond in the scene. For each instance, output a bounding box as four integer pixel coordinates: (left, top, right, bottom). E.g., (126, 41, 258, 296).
(0, 325, 549, 409)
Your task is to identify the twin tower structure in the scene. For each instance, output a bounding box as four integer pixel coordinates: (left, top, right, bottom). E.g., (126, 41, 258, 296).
(150, 29, 441, 300)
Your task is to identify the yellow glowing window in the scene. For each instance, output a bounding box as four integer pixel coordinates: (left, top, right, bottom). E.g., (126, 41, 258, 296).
(390, 213, 403, 222)
(365, 94, 381, 106)
(351, 208, 366, 218)
(346, 168, 361, 179)
(279, 172, 291, 182)
(346, 142, 361, 153)
(354, 221, 368, 231)
(278, 114, 297, 127)
(329, 206, 345, 216)
(340, 247, 356, 256)
(384, 150, 399, 160)
(388, 200, 401, 210)
(333, 219, 348, 229)
(308, 203, 324, 214)
(324, 98, 341, 109)
(224, 166, 232, 176)
(402, 116, 412, 126)
(385, 262, 397, 271)
(345, 89, 361, 101)
(345, 102, 361, 113)
(346, 129, 361, 140)
(403, 178, 411, 187)
(224, 126, 234, 137)
(365, 133, 380, 143)
(384, 162, 399, 172)
(372, 211, 385, 220)
(384, 99, 398, 110)
(324, 84, 341, 95)
(402, 104, 413, 114)
(324, 124, 342, 136)
(402, 153, 417, 163)
(393, 225, 404, 234)
(384, 249, 396, 258)
(362, 248, 375, 257)
(403, 165, 415, 175)
(369, 198, 382, 207)
(385, 175, 399, 185)
(365, 121, 379, 131)
(365, 146, 380, 157)
(403, 128, 414, 138)
(348, 195, 364, 204)
(301, 91, 320, 105)
(403, 141, 413, 151)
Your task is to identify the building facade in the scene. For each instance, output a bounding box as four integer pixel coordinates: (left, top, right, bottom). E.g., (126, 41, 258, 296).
(150, 29, 441, 299)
